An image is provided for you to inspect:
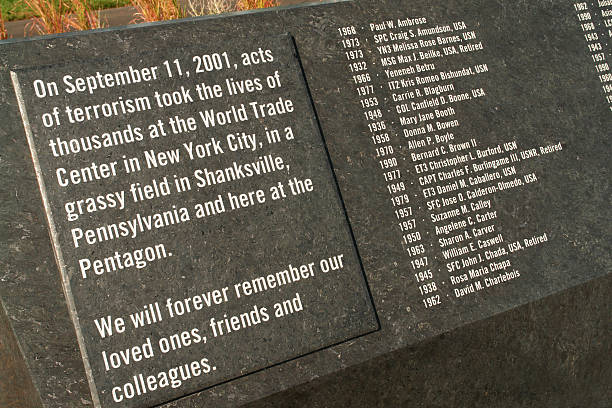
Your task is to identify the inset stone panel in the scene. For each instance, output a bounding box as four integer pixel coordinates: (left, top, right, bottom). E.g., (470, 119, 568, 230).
(11, 34, 378, 408)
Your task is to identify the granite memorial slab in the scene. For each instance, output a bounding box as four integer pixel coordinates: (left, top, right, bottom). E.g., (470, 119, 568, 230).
(0, 0, 610, 407)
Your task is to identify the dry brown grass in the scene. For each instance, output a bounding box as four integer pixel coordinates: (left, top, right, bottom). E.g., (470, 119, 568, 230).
(23, 0, 104, 34)
(186, 0, 234, 16)
(0, 9, 9, 40)
(24, 0, 72, 34)
(206, 0, 234, 14)
(4, 0, 277, 38)
(67, 0, 103, 30)
(236, 0, 277, 11)
(130, 0, 185, 22)
(186, 0, 277, 17)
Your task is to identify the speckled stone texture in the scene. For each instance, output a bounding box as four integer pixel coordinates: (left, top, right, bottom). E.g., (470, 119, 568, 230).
(245, 273, 612, 408)
(0, 0, 610, 407)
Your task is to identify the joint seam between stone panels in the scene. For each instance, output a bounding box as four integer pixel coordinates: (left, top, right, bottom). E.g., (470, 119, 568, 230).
(286, 34, 381, 331)
(9, 71, 102, 408)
